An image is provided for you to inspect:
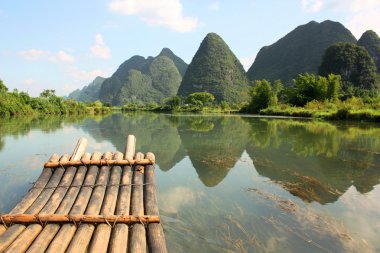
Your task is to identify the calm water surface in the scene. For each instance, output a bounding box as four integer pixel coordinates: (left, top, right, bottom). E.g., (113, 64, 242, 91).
(0, 113, 379, 252)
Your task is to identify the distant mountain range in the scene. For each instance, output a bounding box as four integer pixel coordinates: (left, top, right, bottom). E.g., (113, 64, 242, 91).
(68, 20, 380, 104)
(69, 48, 187, 105)
(247, 20, 357, 84)
(68, 76, 105, 102)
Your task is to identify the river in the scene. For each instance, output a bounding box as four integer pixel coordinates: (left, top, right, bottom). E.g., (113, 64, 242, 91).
(0, 113, 379, 252)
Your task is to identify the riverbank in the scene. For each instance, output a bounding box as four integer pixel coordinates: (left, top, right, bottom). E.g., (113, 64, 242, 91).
(0, 90, 111, 118)
(260, 99, 380, 122)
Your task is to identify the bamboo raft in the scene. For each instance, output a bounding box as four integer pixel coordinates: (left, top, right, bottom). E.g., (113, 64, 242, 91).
(0, 135, 167, 253)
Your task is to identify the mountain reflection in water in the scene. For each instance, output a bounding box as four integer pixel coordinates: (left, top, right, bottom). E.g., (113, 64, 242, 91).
(1, 113, 380, 205)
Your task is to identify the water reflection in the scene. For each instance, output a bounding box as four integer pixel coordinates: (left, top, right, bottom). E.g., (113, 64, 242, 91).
(177, 116, 250, 186)
(0, 115, 88, 151)
(1, 113, 380, 206)
(1, 113, 380, 251)
(244, 118, 380, 203)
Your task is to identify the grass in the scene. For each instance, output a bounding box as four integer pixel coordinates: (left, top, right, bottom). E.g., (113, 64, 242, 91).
(260, 98, 380, 122)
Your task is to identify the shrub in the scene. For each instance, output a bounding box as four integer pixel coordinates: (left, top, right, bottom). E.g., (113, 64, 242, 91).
(248, 80, 277, 113)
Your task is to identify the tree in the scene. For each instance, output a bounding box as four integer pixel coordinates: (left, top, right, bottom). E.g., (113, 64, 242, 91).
(0, 79, 8, 93)
(185, 92, 215, 107)
(272, 79, 283, 103)
(285, 73, 341, 106)
(318, 42, 377, 90)
(326, 74, 341, 101)
(248, 80, 276, 113)
(40, 89, 56, 98)
(164, 95, 182, 108)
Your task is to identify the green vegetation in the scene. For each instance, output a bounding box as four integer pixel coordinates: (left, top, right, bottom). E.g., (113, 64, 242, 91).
(358, 30, 380, 73)
(99, 49, 187, 106)
(0, 80, 110, 117)
(178, 32, 249, 104)
(318, 43, 377, 93)
(245, 73, 380, 121)
(284, 73, 341, 106)
(185, 92, 215, 107)
(121, 91, 236, 113)
(68, 76, 105, 102)
(158, 48, 188, 77)
(247, 80, 277, 113)
(247, 20, 357, 84)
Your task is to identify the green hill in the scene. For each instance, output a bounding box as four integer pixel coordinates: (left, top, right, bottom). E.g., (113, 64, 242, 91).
(247, 20, 357, 84)
(68, 76, 105, 102)
(159, 48, 188, 77)
(68, 49, 187, 106)
(178, 33, 249, 104)
(358, 30, 380, 73)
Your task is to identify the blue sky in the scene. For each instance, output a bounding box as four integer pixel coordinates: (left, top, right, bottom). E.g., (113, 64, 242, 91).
(1, 0, 379, 96)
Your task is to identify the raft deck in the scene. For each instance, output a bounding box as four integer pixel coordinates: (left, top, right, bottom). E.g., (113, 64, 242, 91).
(0, 135, 167, 253)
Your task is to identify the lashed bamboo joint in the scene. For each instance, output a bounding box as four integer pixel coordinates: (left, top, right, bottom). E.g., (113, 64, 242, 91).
(44, 158, 155, 168)
(0, 214, 160, 225)
(0, 136, 167, 253)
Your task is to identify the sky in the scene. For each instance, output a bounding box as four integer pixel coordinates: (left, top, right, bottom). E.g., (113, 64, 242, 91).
(1, 0, 379, 96)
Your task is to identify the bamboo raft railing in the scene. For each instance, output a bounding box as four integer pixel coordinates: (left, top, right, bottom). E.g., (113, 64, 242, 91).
(0, 135, 167, 253)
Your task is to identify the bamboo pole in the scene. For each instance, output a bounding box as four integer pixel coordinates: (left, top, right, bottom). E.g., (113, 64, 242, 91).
(10, 154, 59, 214)
(39, 140, 87, 214)
(109, 138, 136, 253)
(65, 152, 112, 253)
(108, 224, 128, 253)
(43, 158, 154, 168)
(45, 152, 100, 253)
(45, 225, 76, 253)
(25, 155, 70, 214)
(0, 225, 6, 236)
(70, 138, 88, 161)
(3, 224, 42, 253)
(144, 152, 167, 253)
(129, 152, 147, 253)
(0, 224, 26, 253)
(125, 135, 136, 160)
(88, 162, 122, 253)
(27, 148, 87, 252)
(23, 140, 88, 253)
(39, 166, 77, 214)
(25, 224, 60, 253)
(0, 154, 62, 252)
(0, 214, 159, 225)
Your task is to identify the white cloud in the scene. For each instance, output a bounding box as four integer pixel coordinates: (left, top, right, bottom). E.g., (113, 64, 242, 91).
(56, 50, 75, 62)
(347, 10, 380, 38)
(18, 49, 76, 63)
(240, 54, 257, 71)
(90, 34, 112, 59)
(18, 49, 50, 61)
(300, 0, 380, 38)
(109, 0, 200, 32)
(301, 0, 323, 13)
(208, 1, 220, 11)
(327, 0, 379, 12)
(333, 0, 380, 38)
(66, 66, 109, 82)
(158, 186, 196, 213)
